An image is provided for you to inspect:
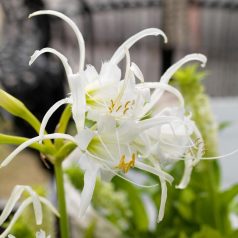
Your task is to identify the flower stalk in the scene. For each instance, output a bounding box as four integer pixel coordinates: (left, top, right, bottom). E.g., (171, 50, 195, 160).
(54, 162, 70, 238)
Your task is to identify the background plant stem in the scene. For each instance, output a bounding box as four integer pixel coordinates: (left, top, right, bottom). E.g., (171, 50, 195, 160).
(54, 162, 70, 238)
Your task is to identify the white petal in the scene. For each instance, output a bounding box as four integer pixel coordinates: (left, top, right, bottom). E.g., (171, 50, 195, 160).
(68, 74, 86, 132)
(160, 53, 207, 84)
(138, 82, 185, 118)
(176, 159, 193, 189)
(75, 129, 95, 151)
(79, 166, 99, 217)
(39, 98, 70, 143)
(157, 179, 167, 223)
(84, 65, 99, 83)
(137, 116, 181, 132)
(130, 62, 144, 82)
(110, 28, 167, 64)
(0, 186, 23, 225)
(135, 161, 174, 184)
(29, 48, 73, 76)
(97, 115, 116, 134)
(0, 133, 76, 168)
(0, 186, 42, 226)
(29, 10, 85, 72)
(39, 197, 60, 217)
(0, 198, 33, 238)
(99, 61, 121, 84)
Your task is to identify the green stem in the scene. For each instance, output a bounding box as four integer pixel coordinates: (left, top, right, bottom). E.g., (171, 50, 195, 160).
(54, 162, 70, 238)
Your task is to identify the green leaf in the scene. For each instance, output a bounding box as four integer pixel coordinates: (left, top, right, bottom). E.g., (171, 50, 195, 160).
(0, 89, 41, 133)
(221, 184, 238, 205)
(192, 226, 223, 238)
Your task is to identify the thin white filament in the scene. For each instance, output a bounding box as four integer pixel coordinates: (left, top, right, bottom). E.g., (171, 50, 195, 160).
(202, 148, 238, 160)
(29, 10, 85, 72)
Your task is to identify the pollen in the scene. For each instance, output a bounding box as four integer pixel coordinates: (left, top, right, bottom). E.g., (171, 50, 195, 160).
(116, 153, 136, 173)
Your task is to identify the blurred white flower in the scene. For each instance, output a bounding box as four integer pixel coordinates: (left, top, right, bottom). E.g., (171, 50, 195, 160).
(8, 229, 50, 238)
(0, 186, 58, 238)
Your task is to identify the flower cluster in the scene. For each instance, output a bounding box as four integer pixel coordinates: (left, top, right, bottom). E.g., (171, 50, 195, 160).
(0, 9, 207, 232)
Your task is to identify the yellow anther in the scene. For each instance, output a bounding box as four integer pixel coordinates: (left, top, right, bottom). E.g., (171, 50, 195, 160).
(123, 107, 129, 115)
(115, 153, 136, 173)
(116, 105, 122, 112)
(110, 99, 115, 108)
(124, 101, 130, 108)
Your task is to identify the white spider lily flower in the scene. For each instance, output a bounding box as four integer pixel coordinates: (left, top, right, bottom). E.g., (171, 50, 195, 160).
(2, 9, 211, 224)
(0, 186, 58, 238)
(8, 230, 50, 238)
(28, 10, 167, 136)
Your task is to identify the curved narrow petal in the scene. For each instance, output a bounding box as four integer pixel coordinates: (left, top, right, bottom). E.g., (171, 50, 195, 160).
(137, 82, 185, 118)
(160, 53, 207, 84)
(29, 10, 85, 72)
(137, 116, 182, 132)
(29, 48, 73, 76)
(135, 161, 174, 184)
(176, 159, 193, 189)
(0, 134, 77, 168)
(79, 167, 99, 217)
(68, 75, 86, 132)
(0, 198, 33, 238)
(140, 54, 206, 118)
(131, 62, 144, 82)
(39, 98, 70, 143)
(23, 187, 42, 225)
(0, 186, 42, 226)
(39, 197, 60, 217)
(0, 186, 24, 225)
(110, 28, 167, 64)
(157, 179, 167, 223)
